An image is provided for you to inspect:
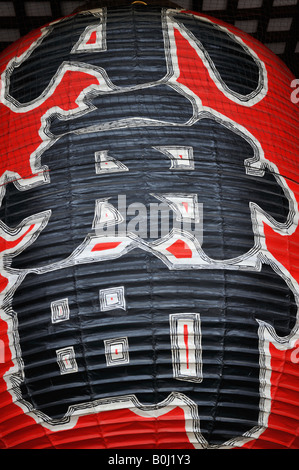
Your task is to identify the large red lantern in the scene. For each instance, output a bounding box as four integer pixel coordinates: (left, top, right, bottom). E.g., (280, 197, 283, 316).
(0, 1, 298, 449)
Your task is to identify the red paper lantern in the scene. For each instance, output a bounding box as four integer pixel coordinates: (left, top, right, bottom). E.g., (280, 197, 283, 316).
(0, 2, 298, 449)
